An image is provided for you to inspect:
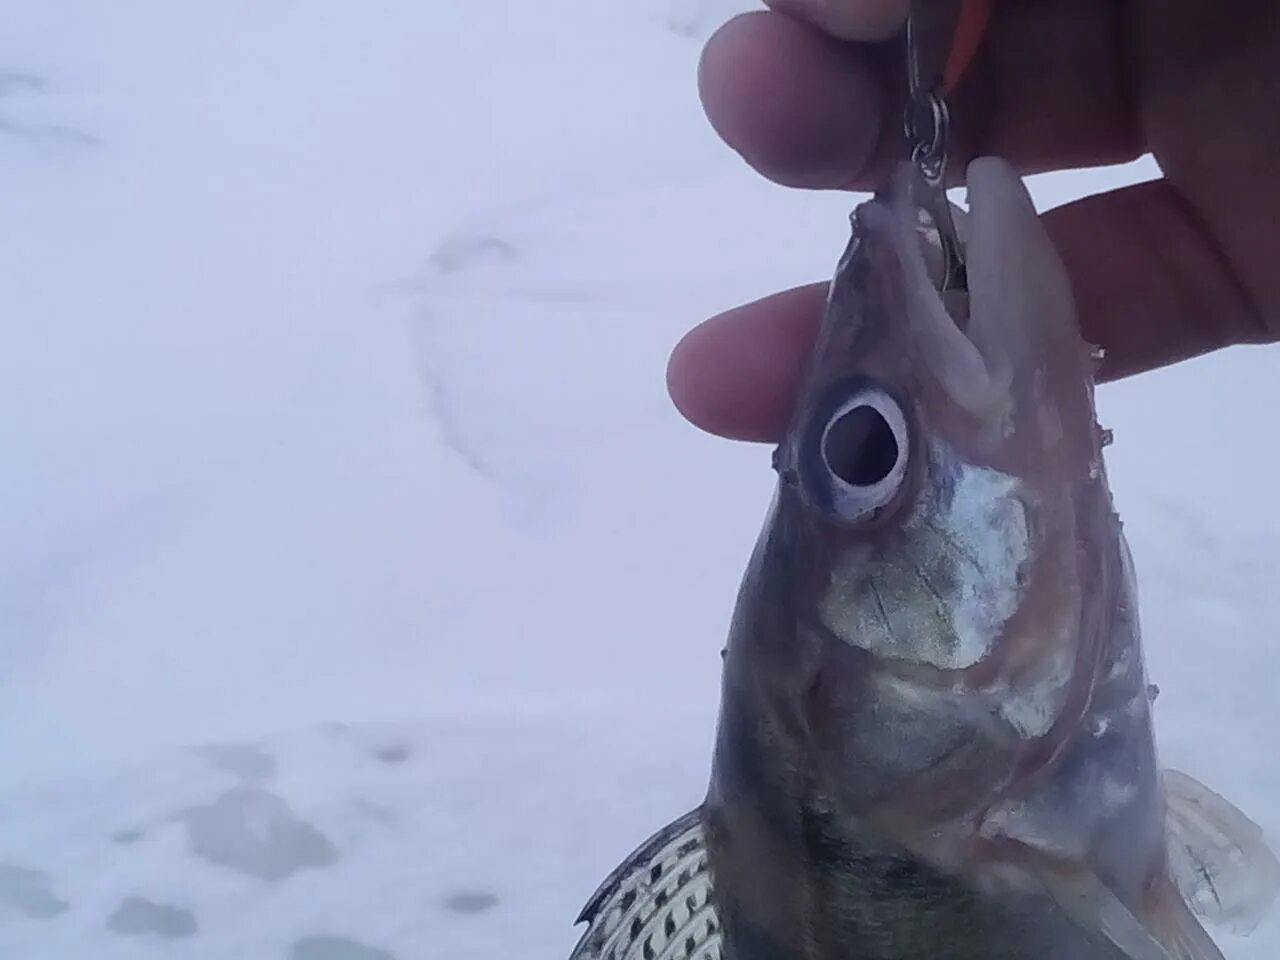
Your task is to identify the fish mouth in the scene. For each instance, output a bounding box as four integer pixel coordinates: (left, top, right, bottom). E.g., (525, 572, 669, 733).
(857, 158, 1066, 434)
(860, 173, 1003, 431)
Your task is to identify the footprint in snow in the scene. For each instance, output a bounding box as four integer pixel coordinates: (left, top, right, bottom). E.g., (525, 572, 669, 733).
(289, 934, 397, 960)
(181, 786, 339, 881)
(443, 890, 499, 914)
(429, 233, 518, 276)
(0, 864, 69, 919)
(111, 828, 145, 845)
(372, 744, 410, 765)
(106, 896, 198, 939)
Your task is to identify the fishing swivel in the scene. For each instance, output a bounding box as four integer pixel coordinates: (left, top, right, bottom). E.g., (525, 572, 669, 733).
(903, 14, 952, 189)
(901, 0, 987, 300)
(904, 87, 951, 189)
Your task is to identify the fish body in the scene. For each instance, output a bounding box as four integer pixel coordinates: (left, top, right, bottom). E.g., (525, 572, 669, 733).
(569, 160, 1279, 960)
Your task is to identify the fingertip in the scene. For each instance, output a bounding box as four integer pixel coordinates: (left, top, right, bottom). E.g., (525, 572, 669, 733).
(665, 324, 715, 433)
(666, 317, 761, 440)
(667, 284, 828, 443)
(698, 11, 887, 189)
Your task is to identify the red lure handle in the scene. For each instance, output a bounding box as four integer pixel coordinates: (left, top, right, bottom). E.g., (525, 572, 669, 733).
(942, 0, 993, 93)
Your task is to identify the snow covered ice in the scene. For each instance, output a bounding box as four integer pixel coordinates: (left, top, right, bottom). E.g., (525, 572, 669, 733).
(2, 2, 1278, 958)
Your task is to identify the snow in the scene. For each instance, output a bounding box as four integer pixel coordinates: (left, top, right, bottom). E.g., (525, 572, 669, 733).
(1, 1, 1277, 958)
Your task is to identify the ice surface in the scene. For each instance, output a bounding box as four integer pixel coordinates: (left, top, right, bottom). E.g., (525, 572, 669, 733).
(0, 719, 712, 959)
(2, 1, 1278, 958)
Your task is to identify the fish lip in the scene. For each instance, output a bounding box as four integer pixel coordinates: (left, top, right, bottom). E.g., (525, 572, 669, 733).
(885, 163, 1011, 424)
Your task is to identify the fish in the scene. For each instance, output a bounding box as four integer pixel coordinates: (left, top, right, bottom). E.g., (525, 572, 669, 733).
(567, 158, 1280, 960)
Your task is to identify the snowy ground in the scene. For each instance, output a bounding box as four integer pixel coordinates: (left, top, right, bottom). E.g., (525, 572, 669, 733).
(2, 2, 1278, 958)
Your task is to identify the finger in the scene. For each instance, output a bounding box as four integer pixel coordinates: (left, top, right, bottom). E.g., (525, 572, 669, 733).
(765, 0, 909, 41)
(700, 4, 1142, 193)
(1047, 178, 1270, 380)
(668, 180, 1267, 442)
(698, 11, 890, 189)
(667, 283, 827, 443)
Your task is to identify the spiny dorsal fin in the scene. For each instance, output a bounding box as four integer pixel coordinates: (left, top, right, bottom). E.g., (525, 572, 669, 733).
(570, 807, 721, 960)
(1164, 768, 1280, 934)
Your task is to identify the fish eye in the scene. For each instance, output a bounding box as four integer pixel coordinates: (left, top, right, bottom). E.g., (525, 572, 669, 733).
(805, 385, 910, 523)
(824, 404, 900, 487)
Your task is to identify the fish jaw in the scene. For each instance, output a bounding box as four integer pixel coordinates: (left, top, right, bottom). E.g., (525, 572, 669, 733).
(962, 157, 1104, 482)
(762, 157, 1113, 708)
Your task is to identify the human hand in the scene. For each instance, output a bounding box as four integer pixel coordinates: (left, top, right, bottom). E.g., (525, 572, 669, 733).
(667, 0, 1280, 442)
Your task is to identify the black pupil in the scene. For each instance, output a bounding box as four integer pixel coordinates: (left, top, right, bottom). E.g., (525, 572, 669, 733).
(823, 404, 899, 487)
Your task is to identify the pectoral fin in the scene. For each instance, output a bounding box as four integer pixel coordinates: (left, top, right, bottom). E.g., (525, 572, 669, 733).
(1030, 851, 1230, 960)
(570, 807, 721, 960)
(1035, 865, 1174, 960)
(1146, 880, 1228, 960)
(1163, 768, 1280, 934)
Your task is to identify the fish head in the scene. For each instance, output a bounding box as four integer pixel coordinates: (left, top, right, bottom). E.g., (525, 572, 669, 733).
(732, 158, 1119, 817)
